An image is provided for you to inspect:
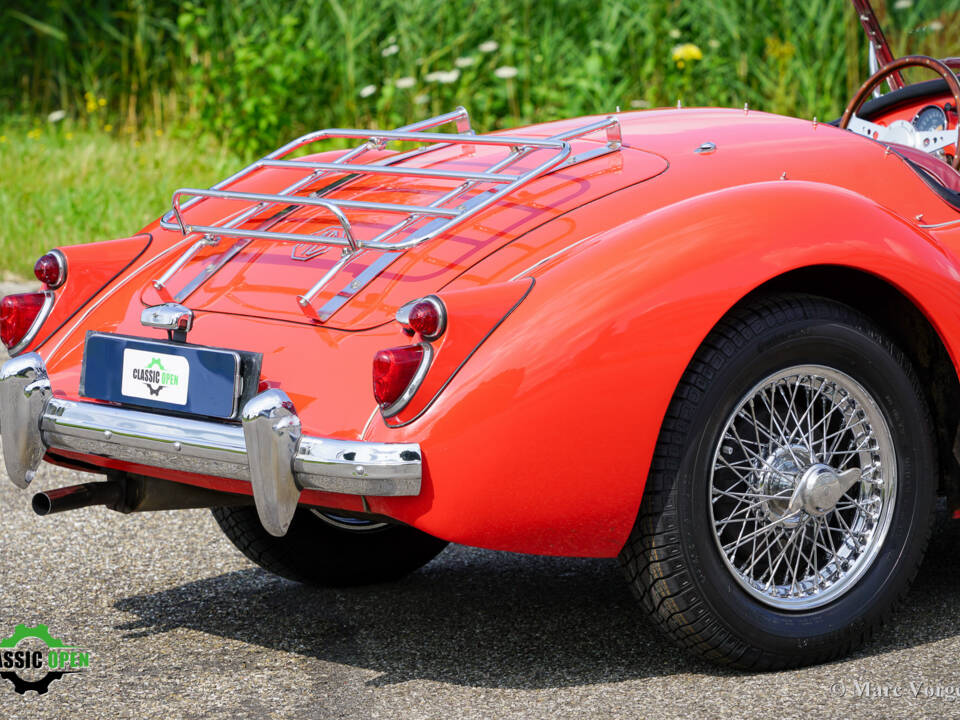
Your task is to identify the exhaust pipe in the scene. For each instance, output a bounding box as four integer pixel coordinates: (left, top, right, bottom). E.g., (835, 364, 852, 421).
(32, 473, 252, 516)
(32, 482, 123, 516)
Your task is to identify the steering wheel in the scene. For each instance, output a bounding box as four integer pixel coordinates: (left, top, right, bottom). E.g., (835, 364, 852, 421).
(840, 55, 960, 170)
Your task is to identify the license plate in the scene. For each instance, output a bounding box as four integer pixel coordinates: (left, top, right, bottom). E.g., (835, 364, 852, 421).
(80, 332, 261, 420)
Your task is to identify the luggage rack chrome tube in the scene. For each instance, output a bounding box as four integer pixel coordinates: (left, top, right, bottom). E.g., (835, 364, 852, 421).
(155, 107, 622, 321)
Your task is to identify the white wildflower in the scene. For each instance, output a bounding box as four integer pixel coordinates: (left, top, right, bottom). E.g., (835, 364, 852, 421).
(708, 38, 721, 50)
(414, 93, 429, 105)
(668, 28, 681, 39)
(455, 56, 474, 68)
(479, 40, 499, 53)
(359, 84, 377, 98)
(47, 109, 66, 123)
(893, 0, 912, 8)
(926, 20, 944, 31)
(381, 43, 399, 57)
(494, 65, 518, 79)
(425, 70, 460, 83)
(395, 76, 416, 89)
(630, 99, 650, 109)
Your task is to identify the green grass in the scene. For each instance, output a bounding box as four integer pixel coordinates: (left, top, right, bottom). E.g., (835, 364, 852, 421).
(0, 127, 241, 277)
(0, 0, 958, 275)
(2, 1, 958, 157)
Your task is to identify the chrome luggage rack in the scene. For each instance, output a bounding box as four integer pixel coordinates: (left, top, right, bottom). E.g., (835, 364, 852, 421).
(157, 107, 622, 322)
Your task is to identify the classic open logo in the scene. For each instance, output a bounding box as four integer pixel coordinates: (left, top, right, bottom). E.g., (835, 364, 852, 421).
(0, 624, 90, 695)
(120, 348, 190, 405)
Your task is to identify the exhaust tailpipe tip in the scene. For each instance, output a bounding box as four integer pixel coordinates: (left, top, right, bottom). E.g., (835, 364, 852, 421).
(31, 493, 53, 516)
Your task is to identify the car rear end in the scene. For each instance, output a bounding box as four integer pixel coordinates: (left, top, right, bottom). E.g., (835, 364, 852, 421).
(0, 108, 667, 542)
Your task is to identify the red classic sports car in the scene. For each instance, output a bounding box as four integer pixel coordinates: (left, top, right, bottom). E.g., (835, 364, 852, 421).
(2, 0, 959, 669)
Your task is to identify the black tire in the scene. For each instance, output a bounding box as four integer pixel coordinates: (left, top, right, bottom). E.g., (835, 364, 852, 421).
(620, 294, 936, 669)
(212, 506, 448, 586)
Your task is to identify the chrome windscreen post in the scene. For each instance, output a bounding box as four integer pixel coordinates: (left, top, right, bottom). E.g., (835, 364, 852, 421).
(868, 43, 883, 99)
(0, 353, 52, 489)
(242, 389, 302, 537)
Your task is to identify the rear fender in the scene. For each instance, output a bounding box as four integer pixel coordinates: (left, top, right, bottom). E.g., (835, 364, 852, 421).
(383, 279, 534, 426)
(21, 234, 152, 355)
(365, 181, 960, 556)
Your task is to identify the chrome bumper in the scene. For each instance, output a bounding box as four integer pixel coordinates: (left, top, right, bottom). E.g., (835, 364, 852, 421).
(0, 353, 421, 536)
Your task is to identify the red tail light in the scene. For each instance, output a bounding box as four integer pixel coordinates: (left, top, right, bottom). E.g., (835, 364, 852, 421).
(409, 299, 445, 339)
(0, 293, 48, 350)
(373, 344, 428, 413)
(397, 296, 446, 340)
(34, 251, 66, 288)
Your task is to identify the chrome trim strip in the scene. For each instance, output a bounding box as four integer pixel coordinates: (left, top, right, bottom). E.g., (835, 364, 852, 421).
(152, 234, 220, 293)
(6, 291, 55, 356)
(553, 143, 620, 170)
(174, 238, 253, 303)
(295, 250, 357, 311)
(919, 218, 960, 229)
(310, 251, 403, 322)
(379, 342, 434, 419)
(509, 239, 590, 281)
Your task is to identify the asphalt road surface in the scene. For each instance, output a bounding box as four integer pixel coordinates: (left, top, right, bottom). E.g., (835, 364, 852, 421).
(1, 340, 960, 719)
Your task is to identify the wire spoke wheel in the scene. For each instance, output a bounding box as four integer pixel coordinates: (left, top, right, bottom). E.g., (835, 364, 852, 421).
(709, 365, 896, 610)
(622, 296, 935, 668)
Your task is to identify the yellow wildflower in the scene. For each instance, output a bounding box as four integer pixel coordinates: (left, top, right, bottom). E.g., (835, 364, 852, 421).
(65, 132, 73, 140)
(0, 135, 6, 143)
(84, 91, 93, 100)
(86, 99, 97, 113)
(155, 128, 163, 137)
(104, 124, 113, 132)
(27, 128, 42, 140)
(672, 43, 703, 68)
(765, 37, 796, 63)
(98, 97, 106, 107)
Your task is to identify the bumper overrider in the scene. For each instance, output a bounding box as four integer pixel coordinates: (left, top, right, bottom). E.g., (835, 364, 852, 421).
(0, 353, 421, 536)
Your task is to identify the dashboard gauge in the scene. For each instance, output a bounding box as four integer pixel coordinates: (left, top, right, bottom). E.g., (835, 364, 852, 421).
(912, 105, 948, 132)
